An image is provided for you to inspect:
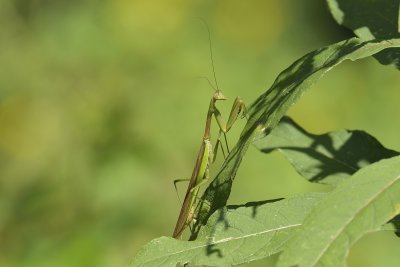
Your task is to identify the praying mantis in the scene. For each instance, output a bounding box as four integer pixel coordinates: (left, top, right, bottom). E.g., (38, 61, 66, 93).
(172, 22, 247, 238)
(172, 90, 246, 238)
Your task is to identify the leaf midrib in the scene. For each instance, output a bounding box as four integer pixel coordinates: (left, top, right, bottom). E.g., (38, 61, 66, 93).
(141, 223, 301, 266)
(309, 174, 400, 266)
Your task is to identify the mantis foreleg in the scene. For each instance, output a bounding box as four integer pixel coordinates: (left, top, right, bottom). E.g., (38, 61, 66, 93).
(212, 96, 247, 157)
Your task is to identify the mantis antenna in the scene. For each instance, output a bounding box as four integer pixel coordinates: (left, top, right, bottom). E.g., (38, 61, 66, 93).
(196, 76, 217, 91)
(197, 18, 231, 156)
(198, 18, 220, 91)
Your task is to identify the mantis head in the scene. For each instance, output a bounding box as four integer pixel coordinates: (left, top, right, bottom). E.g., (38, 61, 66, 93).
(213, 89, 226, 101)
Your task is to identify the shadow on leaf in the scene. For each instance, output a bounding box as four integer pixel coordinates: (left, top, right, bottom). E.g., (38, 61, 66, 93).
(256, 116, 399, 185)
(193, 38, 400, 239)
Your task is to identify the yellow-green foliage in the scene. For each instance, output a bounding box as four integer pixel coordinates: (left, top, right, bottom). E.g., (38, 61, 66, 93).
(0, 1, 399, 267)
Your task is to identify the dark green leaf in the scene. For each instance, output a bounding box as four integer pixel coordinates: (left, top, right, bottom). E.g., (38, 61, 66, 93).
(327, 0, 400, 68)
(385, 214, 400, 237)
(254, 116, 399, 185)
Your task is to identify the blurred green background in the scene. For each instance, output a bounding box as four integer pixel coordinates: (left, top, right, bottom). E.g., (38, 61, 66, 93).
(1, 1, 399, 266)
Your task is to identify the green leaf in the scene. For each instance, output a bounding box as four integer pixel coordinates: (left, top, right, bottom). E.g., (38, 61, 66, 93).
(130, 193, 325, 267)
(254, 116, 399, 185)
(327, 0, 400, 68)
(276, 156, 400, 267)
(196, 38, 400, 233)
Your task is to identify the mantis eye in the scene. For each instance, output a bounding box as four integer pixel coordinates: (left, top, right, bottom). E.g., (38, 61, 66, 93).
(214, 90, 226, 100)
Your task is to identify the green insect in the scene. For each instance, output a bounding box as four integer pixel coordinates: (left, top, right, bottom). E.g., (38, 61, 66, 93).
(172, 21, 247, 238)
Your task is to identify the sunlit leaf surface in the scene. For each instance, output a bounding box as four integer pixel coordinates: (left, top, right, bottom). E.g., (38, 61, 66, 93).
(131, 193, 324, 267)
(277, 156, 400, 267)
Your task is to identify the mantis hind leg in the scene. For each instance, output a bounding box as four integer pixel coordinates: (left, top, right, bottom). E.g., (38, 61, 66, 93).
(173, 178, 190, 204)
(173, 176, 211, 212)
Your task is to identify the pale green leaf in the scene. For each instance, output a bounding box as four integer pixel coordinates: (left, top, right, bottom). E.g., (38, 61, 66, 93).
(254, 116, 399, 185)
(277, 156, 400, 267)
(130, 193, 324, 267)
